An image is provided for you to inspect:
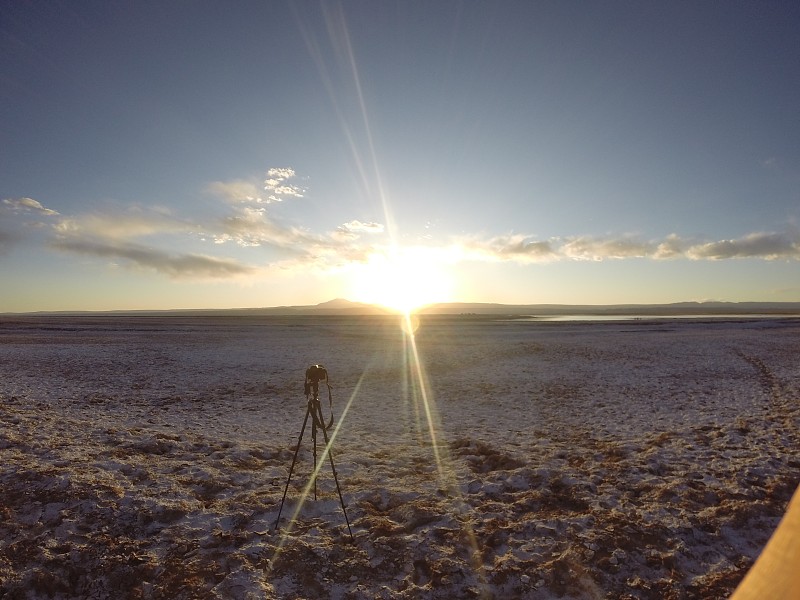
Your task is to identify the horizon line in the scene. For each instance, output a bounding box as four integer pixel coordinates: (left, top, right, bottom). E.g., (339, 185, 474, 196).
(4, 298, 800, 317)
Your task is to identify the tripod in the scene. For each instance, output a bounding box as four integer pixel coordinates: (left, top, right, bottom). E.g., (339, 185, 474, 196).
(273, 365, 354, 542)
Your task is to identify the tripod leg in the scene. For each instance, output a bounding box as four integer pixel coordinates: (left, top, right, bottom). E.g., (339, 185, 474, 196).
(318, 410, 354, 543)
(312, 420, 318, 501)
(274, 406, 311, 531)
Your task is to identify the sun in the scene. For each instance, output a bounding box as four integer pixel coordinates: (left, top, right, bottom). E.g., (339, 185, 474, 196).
(345, 247, 455, 313)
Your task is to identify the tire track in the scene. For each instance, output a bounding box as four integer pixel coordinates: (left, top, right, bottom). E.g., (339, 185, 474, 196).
(733, 350, 782, 404)
(733, 349, 799, 447)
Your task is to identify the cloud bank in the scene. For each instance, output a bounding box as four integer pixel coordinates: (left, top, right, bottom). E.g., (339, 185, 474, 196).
(461, 231, 800, 263)
(4, 168, 799, 284)
(11, 168, 384, 278)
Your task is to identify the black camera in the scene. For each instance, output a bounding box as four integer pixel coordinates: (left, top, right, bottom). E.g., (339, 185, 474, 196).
(304, 364, 328, 395)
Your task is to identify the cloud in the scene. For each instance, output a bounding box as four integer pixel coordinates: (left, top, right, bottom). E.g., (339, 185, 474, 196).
(263, 167, 304, 202)
(214, 211, 385, 270)
(51, 238, 254, 279)
(561, 236, 655, 261)
(265, 167, 296, 181)
(11, 165, 799, 290)
(215, 206, 322, 250)
(208, 166, 305, 205)
(456, 231, 800, 264)
(0, 197, 60, 255)
(42, 201, 255, 279)
(206, 180, 270, 204)
(1, 197, 60, 216)
(40, 165, 370, 279)
(653, 234, 687, 259)
(686, 231, 800, 260)
(54, 207, 194, 241)
(340, 220, 384, 233)
(458, 234, 558, 263)
(331, 219, 385, 241)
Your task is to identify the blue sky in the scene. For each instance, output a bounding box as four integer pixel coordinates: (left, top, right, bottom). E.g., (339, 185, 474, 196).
(2, 1, 799, 311)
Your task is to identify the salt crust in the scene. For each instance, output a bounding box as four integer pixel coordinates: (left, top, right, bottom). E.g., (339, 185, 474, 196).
(1, 315, 798, 599)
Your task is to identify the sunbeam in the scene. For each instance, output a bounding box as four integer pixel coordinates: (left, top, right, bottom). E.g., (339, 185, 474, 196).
(399, 313, 490, 595)
(295, 1, 397, 242)
(289, 5, 487, 591)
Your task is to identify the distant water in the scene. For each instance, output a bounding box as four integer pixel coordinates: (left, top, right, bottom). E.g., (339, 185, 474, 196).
(515, 313, 795, 322)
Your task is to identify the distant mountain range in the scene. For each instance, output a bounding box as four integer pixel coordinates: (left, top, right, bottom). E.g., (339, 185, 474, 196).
(289, 299, 800, 317)
(248, 298, 800, 316)
(417, 301, 800, 316)
(8, 299, 800, 317)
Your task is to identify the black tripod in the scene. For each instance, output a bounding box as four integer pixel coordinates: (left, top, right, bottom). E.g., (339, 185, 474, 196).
(273, 365, 353, 542)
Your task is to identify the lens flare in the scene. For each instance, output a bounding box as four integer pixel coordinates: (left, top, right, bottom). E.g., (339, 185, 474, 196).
(282, 7, 486, 590)
(399, 313, 489, 592)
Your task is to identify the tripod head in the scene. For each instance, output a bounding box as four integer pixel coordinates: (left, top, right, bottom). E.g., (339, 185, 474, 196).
(304, 364, 328, 396)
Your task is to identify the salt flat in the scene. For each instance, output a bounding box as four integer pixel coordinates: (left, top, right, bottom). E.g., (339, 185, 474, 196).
(1, 315, 798, 599)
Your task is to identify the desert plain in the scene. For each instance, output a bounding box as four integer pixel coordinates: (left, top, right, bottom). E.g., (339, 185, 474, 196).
(1, 314, 798, 599)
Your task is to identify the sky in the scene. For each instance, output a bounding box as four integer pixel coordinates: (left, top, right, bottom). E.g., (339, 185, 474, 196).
(2, 1, 799, 312)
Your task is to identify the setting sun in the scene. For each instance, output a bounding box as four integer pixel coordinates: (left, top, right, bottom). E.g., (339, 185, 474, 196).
(345, 247, 455, 313)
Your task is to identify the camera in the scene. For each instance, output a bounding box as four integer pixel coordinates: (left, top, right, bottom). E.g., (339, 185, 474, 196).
(305, 364, 328, 395)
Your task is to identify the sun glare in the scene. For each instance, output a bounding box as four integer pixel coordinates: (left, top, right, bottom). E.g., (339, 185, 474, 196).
(346, 247, 454, 313)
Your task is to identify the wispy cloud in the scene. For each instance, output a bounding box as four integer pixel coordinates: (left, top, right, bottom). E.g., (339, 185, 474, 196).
(686, 231, 800, 260)
(206, 171, 383, 265)
(561, 236, 655, 261)
(47, 204, 220, 279)
(51, 238, 254, 279)
(54, 206, 194, 241)
(456, 231, 800, 263)
(215, 206, 323, 250)
(459, 234, 557, 262)
(1, 197, 60, 216)
(340, 220, 383, 233)
(332, 220, 384, 241)
(39, 168, 330, 278)
(0, 197, 60, 254)
(208, 167, 305, 205)
(37, 166, 382, 278)
(206, 180, 269, 204)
